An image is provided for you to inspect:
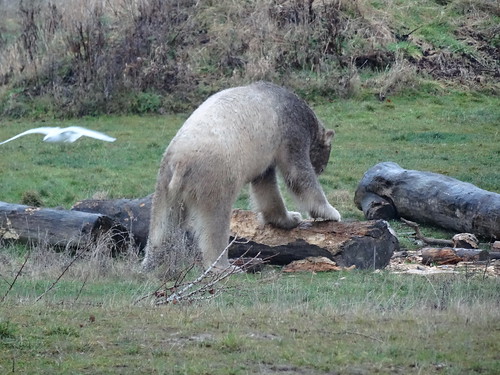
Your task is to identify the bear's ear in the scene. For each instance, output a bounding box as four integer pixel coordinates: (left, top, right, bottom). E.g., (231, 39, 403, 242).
(324, 129, 335, 145)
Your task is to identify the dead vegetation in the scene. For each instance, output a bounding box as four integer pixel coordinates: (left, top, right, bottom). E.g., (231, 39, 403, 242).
(0, 0, 498, 117)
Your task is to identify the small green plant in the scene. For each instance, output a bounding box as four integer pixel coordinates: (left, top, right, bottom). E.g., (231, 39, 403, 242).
(0, 320, 17, 340)
(129, 92, 163, 114)
(20, 190, 44, 207)
(44, 326, 79, 337)
(216, 332, 245, 353)
(387, 41, 422, 59)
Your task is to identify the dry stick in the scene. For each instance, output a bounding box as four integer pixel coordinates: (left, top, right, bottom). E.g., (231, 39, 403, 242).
(1, 250, 31, 303)
(482, 258, 491, 280)
(162, 252, 263, 305)
(163, 237, 241, 304)
(157, 239, 263, 305)
(35, 244, 85, 303)
(133, 262, 198, 305)
(338, 330, 384, 344)
(74, 272, 89, 303)
(400, 218, 453, 247)
(134, 237, 263, 305)
(165, 261, 258, 304)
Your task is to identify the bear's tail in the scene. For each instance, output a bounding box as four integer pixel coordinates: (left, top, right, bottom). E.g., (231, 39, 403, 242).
(142, 161, 187, 272)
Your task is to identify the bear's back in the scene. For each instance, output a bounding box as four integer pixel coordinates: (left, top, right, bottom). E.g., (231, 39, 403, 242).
(166, 84, 286, 169)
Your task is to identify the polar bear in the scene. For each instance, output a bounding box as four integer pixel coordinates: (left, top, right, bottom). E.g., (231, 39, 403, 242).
(142, 81, 341, 272)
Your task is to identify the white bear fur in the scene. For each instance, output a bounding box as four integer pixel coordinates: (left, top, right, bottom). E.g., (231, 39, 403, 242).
(142, 82, 341, 272)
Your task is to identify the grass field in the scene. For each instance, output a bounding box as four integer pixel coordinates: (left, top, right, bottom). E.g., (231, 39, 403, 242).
(1, 91, 500, 374)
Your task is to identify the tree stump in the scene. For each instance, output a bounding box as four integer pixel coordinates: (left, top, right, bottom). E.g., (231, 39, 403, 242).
(0, 201, 128, 250)
(354, 162, 500, 239)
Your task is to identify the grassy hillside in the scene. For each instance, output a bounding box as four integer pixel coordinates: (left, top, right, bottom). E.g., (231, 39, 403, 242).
(0, 0, 498, 117)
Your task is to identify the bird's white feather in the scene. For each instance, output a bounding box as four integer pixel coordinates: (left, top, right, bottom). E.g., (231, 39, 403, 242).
(0, 126, 116, 144)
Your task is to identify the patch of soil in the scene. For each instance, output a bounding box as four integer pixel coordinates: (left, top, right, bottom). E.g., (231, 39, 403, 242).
(413, 23, 500, 84)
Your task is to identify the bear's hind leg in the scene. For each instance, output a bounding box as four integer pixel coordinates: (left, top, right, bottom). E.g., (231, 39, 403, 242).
(142, 186, 187, 272)
(192, 201, 234, 271)
(250, 167, 302, 229)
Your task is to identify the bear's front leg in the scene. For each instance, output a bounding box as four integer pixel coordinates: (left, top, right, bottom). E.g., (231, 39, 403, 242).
(250, 167, 303, 229)
(283, 164, 341, 223)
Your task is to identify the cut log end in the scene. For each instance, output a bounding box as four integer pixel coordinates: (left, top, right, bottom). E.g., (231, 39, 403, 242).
(357, 192, 397, 220)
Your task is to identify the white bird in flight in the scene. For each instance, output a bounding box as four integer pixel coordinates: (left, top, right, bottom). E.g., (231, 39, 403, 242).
(0, 126, 116, 145)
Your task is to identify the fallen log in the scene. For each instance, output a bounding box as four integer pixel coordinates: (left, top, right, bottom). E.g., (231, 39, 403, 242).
(228, 210, 398, 269)
(0, 201, 128, 250)
(354, 162, 500, 239)
(421, 247, 500, 265)
(73, 197, 398, 269)
(72, 195, 152, 249)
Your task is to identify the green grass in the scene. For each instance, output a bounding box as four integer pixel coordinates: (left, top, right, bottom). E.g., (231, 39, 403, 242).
(0, 114, 187, 207)
(0, 269, 499, 374)
(1, 92, 498, 212)
(1, 92, 499, 373)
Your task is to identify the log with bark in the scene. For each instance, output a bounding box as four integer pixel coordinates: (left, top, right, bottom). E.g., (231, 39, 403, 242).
(0, 201, 128, 250)
(354, 162, 500, 239)
(228, 210, 397, 269)
(73, 197, 398, 269)
(420, 247, 500, 265)
(72, 195, 152, 249)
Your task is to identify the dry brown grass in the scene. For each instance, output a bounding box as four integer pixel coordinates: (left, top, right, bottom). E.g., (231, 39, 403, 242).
(0, 0, 406, 116)
(0, 0, 498, 117)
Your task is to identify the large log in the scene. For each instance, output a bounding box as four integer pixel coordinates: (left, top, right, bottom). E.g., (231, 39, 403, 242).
(354, 162, 500, 239)
(228, 210, 397, 269)
(73, 197, 398, 269)
(0, 202, 128, 250)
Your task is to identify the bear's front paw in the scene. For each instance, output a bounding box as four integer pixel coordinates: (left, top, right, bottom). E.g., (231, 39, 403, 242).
(261, 210, 303, 229)
(281, 210, 303, 229)
(311, 205, 341, 222)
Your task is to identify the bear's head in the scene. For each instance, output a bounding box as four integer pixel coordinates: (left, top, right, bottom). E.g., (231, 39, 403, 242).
(310, 128, 335, 175)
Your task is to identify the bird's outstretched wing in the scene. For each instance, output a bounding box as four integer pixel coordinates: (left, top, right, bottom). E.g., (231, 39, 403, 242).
(0, 127, 59, 145)
(65, 126, 116, 142)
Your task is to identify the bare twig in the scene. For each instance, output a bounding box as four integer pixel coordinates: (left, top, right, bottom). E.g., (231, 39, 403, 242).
(400, 218, 453, 247)
(74, 272, 89, 303)
(1, 250, 31, 303)
(35, 247, 84, 302)
(159, 237, 244, 305)
(135, 236, 268, 306)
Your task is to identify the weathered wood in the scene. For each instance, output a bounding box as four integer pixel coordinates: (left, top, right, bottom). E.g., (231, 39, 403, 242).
(0, 201, 128, 250)
(354, 162, 500, 239)
(72, 195, 152, 248)
(357, 192, 397, 220)
(228, 210, 398, 269)
(401, 218, 480, 249)
(421, 247, 500, 265)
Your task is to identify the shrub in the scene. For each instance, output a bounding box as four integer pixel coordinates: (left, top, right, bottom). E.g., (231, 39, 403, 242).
(21, 190, 44, 207)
